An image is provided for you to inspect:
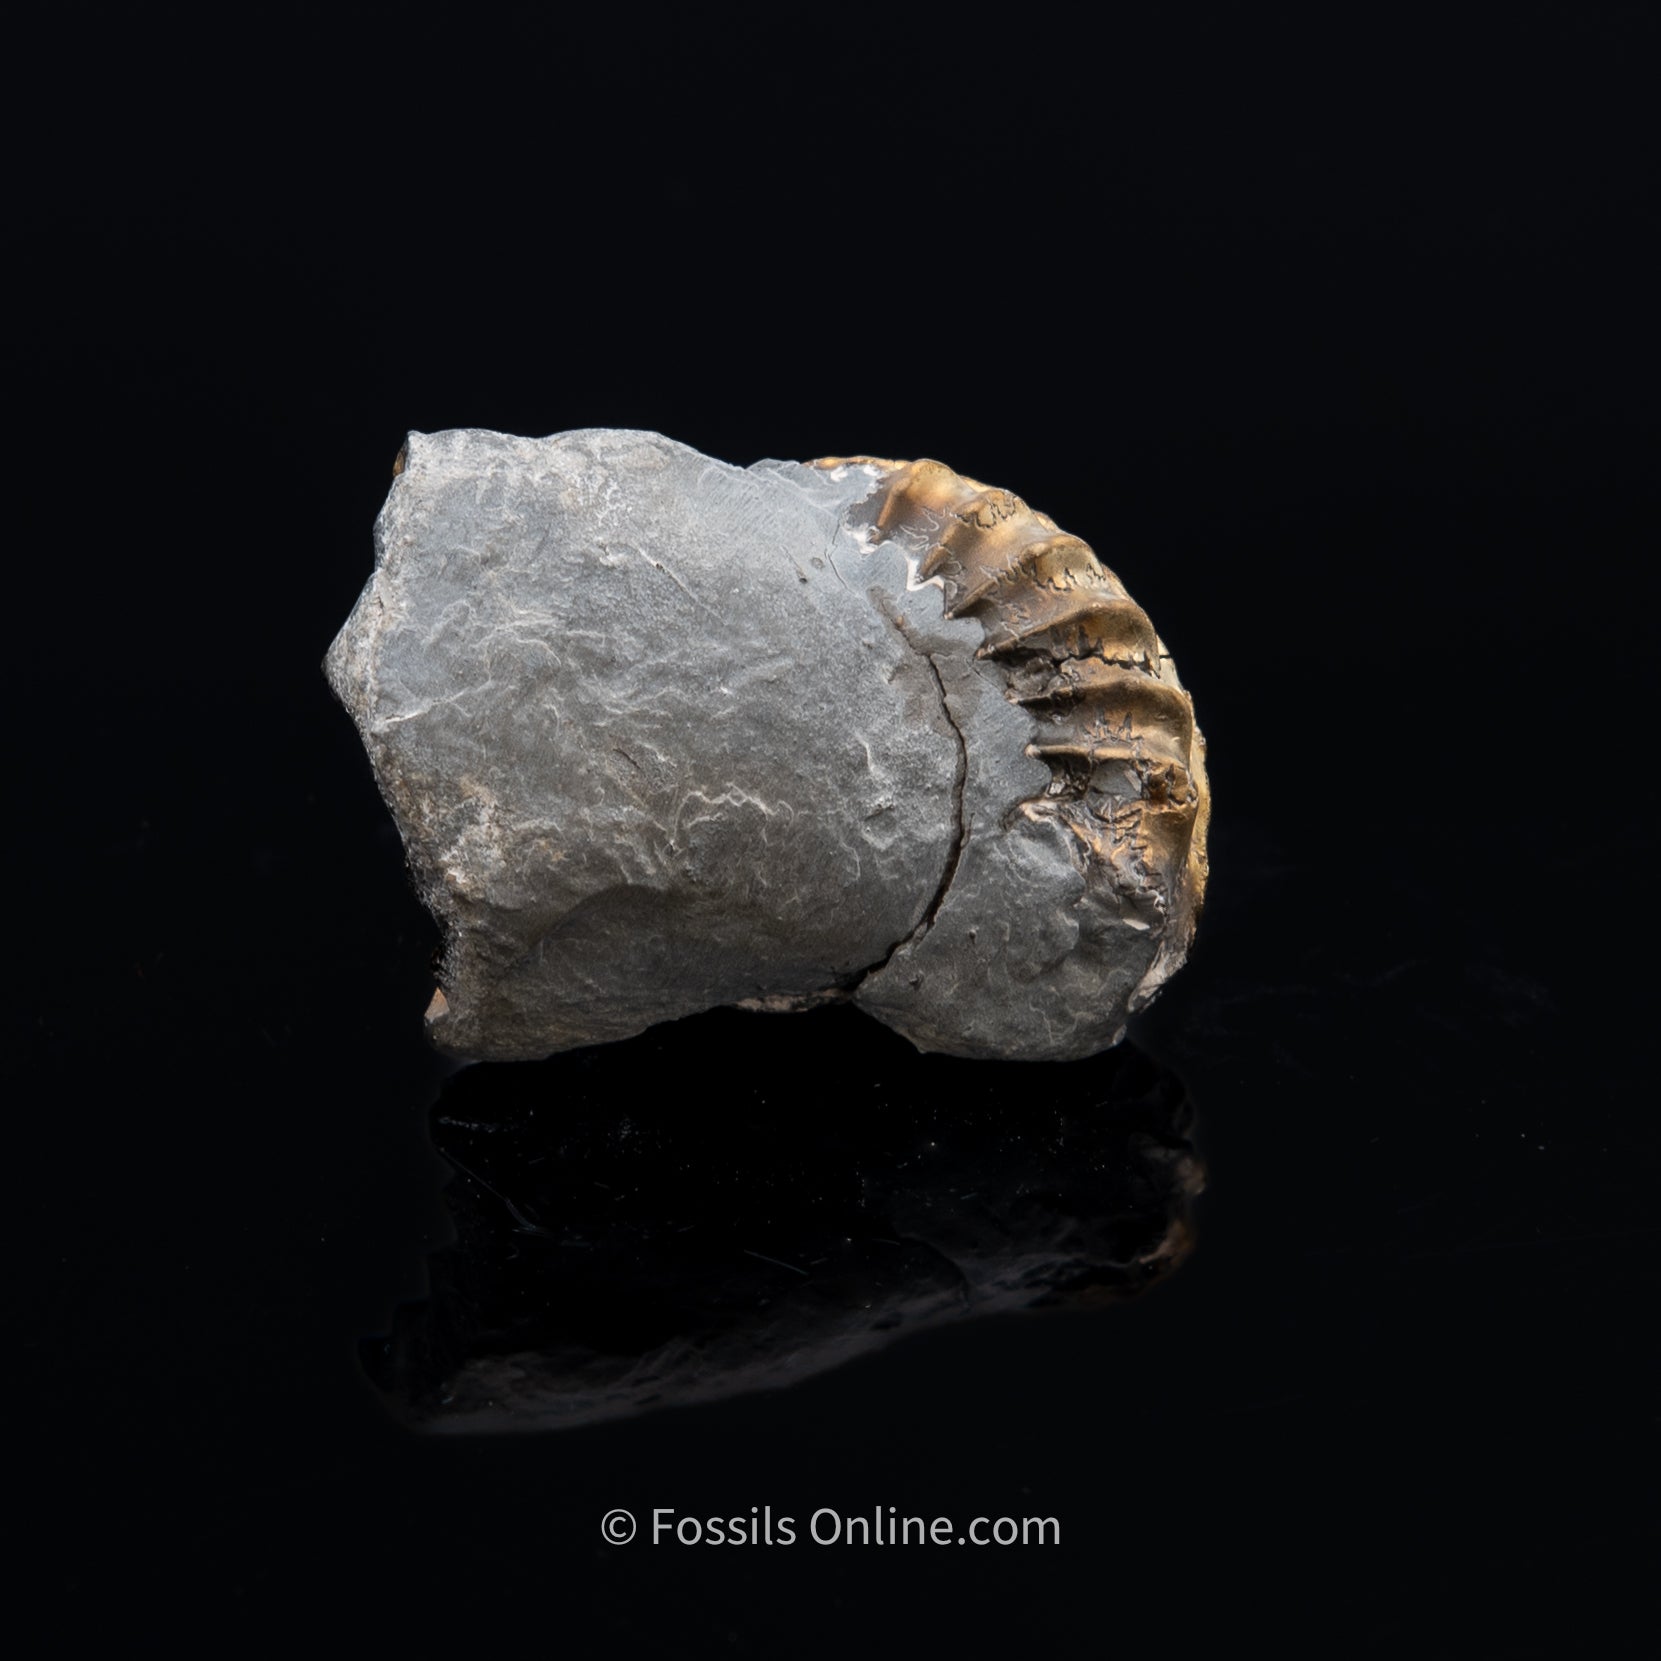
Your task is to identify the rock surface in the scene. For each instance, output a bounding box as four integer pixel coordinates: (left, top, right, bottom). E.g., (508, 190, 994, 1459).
(326, 429, 1206, 1060)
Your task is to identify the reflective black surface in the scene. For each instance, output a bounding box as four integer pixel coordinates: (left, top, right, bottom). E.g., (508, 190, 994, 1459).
(15, 9, 1655, 1652)
(369, 1022, 1201, 1431)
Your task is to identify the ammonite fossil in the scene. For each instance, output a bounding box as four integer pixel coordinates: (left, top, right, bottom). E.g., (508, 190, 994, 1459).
(325, 429, 1208, 1061)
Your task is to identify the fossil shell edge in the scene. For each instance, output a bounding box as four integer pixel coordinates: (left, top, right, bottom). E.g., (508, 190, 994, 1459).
(812, 455, 1210, 1061)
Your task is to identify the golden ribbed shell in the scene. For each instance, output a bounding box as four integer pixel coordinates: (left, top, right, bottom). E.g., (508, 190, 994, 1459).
(812, 456, 1210, 1000)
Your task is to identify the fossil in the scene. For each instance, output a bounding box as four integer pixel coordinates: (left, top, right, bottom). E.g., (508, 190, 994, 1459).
(325, 429, 1208, 1062)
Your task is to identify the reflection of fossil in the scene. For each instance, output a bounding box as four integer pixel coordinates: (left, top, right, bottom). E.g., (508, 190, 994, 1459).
(363, 1012, 1204, 1434)
(326, 430, 1209, 1062)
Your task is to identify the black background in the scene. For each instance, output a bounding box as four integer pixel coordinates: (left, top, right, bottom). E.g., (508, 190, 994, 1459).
(14, 5, 1656, 1651)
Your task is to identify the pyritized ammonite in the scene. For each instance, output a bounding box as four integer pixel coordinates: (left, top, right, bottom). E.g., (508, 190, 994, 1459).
(325, 430, 1208, 1062)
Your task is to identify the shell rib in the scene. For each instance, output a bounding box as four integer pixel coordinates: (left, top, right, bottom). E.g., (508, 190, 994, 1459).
(812, 455, 1210, 1008)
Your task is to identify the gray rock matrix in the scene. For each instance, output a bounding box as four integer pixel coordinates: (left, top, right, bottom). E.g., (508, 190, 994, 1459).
(326, 429, 1194, 1061)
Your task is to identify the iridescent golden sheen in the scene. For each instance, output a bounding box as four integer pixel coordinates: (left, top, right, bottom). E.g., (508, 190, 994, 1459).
(812, 455, 1209, 1001)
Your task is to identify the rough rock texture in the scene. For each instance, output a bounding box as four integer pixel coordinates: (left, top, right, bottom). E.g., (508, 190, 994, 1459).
(326, 428, 1207, 1061)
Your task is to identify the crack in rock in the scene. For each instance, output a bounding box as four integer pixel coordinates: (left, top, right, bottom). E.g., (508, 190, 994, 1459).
(847, 604, 970, 991)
